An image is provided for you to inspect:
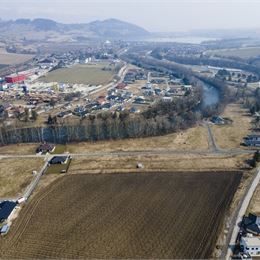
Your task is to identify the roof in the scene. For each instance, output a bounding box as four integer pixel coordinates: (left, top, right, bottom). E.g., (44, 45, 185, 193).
(246, 135, 260, 138)
(50, 156, 68, 164)
(241, 236, 260, 247)
(36, 143, 55, 152)
(246, 223, 260, 235)
(0, 201, 16, 221)
(0, 224, 9, 233)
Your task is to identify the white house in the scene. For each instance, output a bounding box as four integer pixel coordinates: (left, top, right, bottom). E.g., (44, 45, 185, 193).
(240, 236, 260, 256)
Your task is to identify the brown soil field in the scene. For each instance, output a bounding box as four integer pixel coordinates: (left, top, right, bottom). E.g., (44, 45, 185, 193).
(211, 104, 252, 149)
(0, 158, 43, 198)
(0, 172, 242, 259)
(0, 48, 34, 65)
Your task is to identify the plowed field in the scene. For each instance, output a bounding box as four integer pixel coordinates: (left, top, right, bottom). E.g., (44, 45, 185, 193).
(0, 171, 242, 259)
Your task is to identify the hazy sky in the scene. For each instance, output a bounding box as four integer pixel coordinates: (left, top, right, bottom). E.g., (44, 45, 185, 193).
(0, 0, 260, 32)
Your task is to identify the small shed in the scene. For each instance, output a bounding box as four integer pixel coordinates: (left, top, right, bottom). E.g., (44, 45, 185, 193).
(0, 224, 10, 235)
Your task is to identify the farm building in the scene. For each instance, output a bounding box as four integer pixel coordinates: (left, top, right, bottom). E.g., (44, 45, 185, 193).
(240, 236, 260, 257)
(49, 156, 70, 165)
(36, 143, 55, 154)
(0, 201, 17, 222)
(244, 135, 260, 147)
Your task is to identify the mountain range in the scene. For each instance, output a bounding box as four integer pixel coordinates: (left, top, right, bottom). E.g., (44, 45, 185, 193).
(0, 18, 150, 40)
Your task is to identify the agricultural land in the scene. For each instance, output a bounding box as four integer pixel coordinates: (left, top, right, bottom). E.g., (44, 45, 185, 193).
(205, 47, 260, 59)
(40, 62, 117, 85)
(0, 48, 34, 66)
(0, 172, 242, 259)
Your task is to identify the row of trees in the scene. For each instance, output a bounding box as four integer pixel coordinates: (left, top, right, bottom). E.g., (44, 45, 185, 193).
(0, 90, 202, 145)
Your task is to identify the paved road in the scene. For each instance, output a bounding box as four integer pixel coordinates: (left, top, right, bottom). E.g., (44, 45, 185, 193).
(224, 168, 260, 259)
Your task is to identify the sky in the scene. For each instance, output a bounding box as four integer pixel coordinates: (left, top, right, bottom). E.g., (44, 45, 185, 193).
(0, 0, 260, 32)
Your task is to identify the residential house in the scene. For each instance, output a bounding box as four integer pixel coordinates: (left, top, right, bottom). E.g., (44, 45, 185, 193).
(240, 235, 260, 257)
(0, 201, 17, 223)
(36, 143, 55, 154)
(244, 135, 260, 147)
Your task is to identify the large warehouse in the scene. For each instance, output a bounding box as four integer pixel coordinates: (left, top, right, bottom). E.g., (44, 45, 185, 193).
(5, 74, 27, 84)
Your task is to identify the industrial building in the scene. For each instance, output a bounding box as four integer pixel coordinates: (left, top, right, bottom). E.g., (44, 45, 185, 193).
(5, 74, 27, 84)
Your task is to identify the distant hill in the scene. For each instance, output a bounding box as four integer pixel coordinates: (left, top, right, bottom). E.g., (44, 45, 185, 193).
(88, 18, 149, 38)
(0, 18, 150, 40)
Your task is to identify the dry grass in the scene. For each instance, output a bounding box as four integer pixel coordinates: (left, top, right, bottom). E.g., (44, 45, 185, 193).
(69, 154, 250, 174)
(206, 47, 260, 59)
(247, 181, 260, 215)
(40, 62, 116, 85)
(68, 125, 209, 153)
(211, 104, 252, 149)
(0, 143, 38, 155)
(0, 158, 44, 198)
(0, 48, 34, 65)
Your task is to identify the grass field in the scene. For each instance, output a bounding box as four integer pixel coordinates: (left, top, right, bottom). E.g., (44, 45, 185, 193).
(40, 62, 116, 85)
(247, 182, 260, 215)
(0, 143, 38, 155)
(211, 104, 252, 149)
(69, 153, 249, 174)
(0, 48, 34, 65)
(0, 158, 43, 198)
(68, 125, 209, 153)
(0, 171, 241, 259)
(206, 47, 260, 59)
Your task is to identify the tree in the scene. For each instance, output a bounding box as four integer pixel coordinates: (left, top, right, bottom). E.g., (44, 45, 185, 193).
(24, 108, 29, 122)
(31, 110, 38, 121)
(47, 115, 53, 125)
(254, 150, 260, 162)
(49, 98, 56, 108)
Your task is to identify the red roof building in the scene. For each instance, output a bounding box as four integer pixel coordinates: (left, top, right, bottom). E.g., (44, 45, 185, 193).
(5, 74, 27, 84)
(116, 83, 126, 89)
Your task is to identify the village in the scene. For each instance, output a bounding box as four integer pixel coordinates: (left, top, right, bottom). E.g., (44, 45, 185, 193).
(0, 48, 195, 128)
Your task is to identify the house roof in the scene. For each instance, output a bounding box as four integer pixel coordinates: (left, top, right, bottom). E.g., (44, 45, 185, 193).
(0, 201, 16, 221)
(241, 236, 260, 247)
(246, 223, 260, 235)
(50, 156, 68, 164)
(247, 135, 260, 138)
